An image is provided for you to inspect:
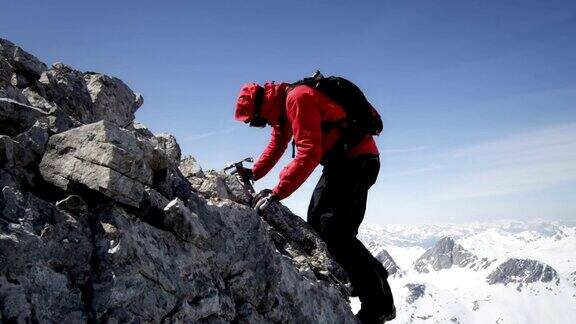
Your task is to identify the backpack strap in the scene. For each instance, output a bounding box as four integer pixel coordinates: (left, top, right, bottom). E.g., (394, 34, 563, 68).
(288, 71, 351, 160)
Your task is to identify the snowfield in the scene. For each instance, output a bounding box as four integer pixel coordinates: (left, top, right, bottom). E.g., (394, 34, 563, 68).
(352, 220, 576, 323)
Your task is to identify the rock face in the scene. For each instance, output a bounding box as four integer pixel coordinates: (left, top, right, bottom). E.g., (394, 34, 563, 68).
(39, 120, 161, 207)
(0, 38, 46, 80)
(569, 271, 576, 287)
(0, 39, 356, 323)
(414, 237, 478, 273)
(486, 258, 559, 290)
(405, 283, 426, 304)
(0, 98, 48, 137)
(37, 63, 142, 126)
(375, 249, 402, 277)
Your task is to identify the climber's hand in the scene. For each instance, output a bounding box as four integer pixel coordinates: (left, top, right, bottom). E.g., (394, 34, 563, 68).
(251, 189, 277, 212)
(231, 166, 254, 184)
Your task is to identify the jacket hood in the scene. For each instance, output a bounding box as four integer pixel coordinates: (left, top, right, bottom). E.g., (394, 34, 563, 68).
(235, 82, 289, 126)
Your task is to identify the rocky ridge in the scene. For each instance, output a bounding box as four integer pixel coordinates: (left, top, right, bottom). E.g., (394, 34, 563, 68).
(374, 249, 402, 278)
(486, 258, 560, 291)
(365, 240, 404, 278)
(0, 38, 356, 323)
(413, 237, 479, 273)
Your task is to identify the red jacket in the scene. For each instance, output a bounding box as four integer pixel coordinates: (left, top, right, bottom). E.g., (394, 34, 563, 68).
(251, 84, 379, 200)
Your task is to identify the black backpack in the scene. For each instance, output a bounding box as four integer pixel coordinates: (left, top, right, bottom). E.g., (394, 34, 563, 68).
(289, 71, 383, 163)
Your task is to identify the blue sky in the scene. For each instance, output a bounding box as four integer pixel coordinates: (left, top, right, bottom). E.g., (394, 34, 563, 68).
(2, 0, 575, 224)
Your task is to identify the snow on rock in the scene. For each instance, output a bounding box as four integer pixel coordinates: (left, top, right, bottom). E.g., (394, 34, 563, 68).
(358, 221, 576, 324)
(487, 258, 560, 290)
(375, 249, 402, 277)
(404, 283, 426, 304)
(414, 237, 478, 273)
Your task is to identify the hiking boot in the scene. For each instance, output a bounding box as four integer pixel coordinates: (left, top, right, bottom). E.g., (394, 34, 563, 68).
(356, 305, 396, 324)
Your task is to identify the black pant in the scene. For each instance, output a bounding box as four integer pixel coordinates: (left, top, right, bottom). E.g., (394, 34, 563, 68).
(308, 155, 394, 310)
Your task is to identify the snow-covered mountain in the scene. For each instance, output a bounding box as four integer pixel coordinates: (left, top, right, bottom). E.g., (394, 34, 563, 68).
(352, 220, 576, 323)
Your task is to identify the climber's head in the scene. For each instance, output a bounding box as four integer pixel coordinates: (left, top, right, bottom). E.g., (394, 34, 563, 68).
(235, 82, 288, 127)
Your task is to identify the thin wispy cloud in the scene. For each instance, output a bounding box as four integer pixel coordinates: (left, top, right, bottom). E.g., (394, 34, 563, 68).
(430, 123, 576, 201)
(182, 127, 239, 142)
(380, 146, 429, 154)
(382, 165, 445, 178)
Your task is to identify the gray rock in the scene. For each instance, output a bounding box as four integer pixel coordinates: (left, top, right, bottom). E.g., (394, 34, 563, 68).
(163, 198, 209, 244)
(143, 185, 171, 210)
(486, 258, 559, 290)
(155, 133, 181, 164)
(0, 187, 92, 323)
(40, 121, 157, 207)
(0, 135, 36, 169)
(0, 135, 38, 186)
(375, 249, 402, 277)
(21, 87, 82, 133)
(21, 87, 54, 111)
(83, 72, 143, 127)
(197, 170, 231, 200)
(88, 202, 237, 323)
(405, 283, 426, 304)
(151, 165, 195, 201)
(414, 237, 478, 273)
(223, 173, 253, 205)
(1, 38, 357, 324)
(127, 123, 180, 167)
(38, 63, 95, 124)
(187, 169, 252, 205)
(0, 58, 13, 86)
(0, 84, 30, 103)
(56, 195, 88, 213)
(0, 168, 17, 190)
(0, 185, 26, 222)
(38, 64, 142, 127)
(0, 97, 46, 136)
(259, 202, 350, 295)
(126, 120, 155, 139)
(11, 72, 32, 88)
(180, 155, 205, 178)
(13, 120, 50, 157)
(0, 38, 47, 78)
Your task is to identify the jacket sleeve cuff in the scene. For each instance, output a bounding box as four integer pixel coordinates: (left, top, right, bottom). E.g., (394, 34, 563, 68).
(252, 167, 263, 181)
(272, 186, 287, 200)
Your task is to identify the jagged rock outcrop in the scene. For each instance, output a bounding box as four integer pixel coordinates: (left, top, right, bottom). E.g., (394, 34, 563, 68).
(0, 38, 356, 323)
(179, 157, 252, 206)
(365, 241, 403, 277)
(37, 63, 143, 127)
(39, 120, 166, 207)
(375, 249, 402, 277)
(414, 237, 478, 273)
(0, 39, 46, 79)
(486, 258, 559, 291)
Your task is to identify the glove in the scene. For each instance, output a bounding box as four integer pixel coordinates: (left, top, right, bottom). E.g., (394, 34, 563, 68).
(251, 189, 277, 212)
(232, 166, 254, 184)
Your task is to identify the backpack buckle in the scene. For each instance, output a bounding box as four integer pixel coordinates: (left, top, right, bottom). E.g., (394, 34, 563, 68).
(312, 70, 324, 81)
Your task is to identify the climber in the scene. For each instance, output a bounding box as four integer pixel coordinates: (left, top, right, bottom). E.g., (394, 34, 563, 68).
(234, 73, 396, 323)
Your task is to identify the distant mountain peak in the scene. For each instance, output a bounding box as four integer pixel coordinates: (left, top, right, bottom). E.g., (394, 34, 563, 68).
(375, 249, 403, 277)
(414, 236, 478, 273)
(487, 258, 560, 291)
